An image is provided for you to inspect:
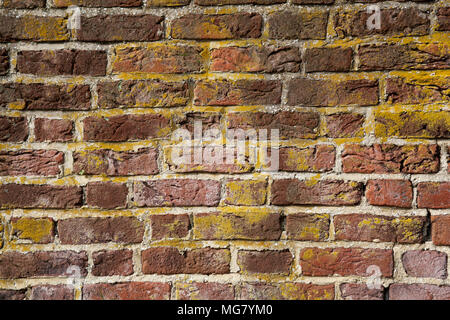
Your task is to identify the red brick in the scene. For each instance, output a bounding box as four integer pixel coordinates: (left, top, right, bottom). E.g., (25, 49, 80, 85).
(340, 283, 384, 300)
(0, 48, 8, 75)
(0, 184, 82, 209)
(271, 179, 363, 206)
(150, 214, 190, 239)
(83, 282, 170, 300)
(286, 213, 330, 241)
(77, 15, 163, 42)
(241, 283, 334, 300)
(292, 0, 333, 3)
(17, 50, 107, 76)
(176, 282, 234, 300)
(342, 144, 440, 174)
(196, 0, 284, 4)
(402, 250, 447, 279)
(386, 77, 449, 105)
(52, 0, 143, 7)
(279, 145, 335, 172)
(300, 247, 393, 277)
(224, 179, 267, 206)
(431, 215, 450, 246)
(30, 285, 74, 300)
(366, 180, 413, 208)
(171, 13, 262, 40)
(304, 48, 353, 72)
(3, 0, 45, 8)
(86, 182, 128, 209)
(0, 289, 26, 300)
(0, 150, 64, 176)
(83, 114, 170, 142)
(141, 247, 230, 275)
(0, 16, 69, 42)
(34, 118, 74, 142)
(389, 284, 450, 300)
(92, 249, 134, 276)
(58, 217, 144, 244)
(237, 250, 293, 274)
(74, 148, 159, 176)
(417, 182, 450, 209)
(133, 179, 221, 207)
(0, 251, 87, 279)
(437, 7, 450, 31)
(268, 10, 328, 40)
(324, 113, 365, 138)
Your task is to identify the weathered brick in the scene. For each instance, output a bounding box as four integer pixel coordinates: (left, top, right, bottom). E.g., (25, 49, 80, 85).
(402, 250, 447, 279)
(83, 282, 170, 300)
(0, 48, 8, 75)
(52, 0, 143, 7)
(175, 282, 234, 300)
(0, 83, 91, 111)
(340, 284, 384, 300)
(292, 0, 333, 3)
(238, 250, 293, 274)
(386, 77, 449, 104)
(0, 289, 26, 300)
(279, 145, 335, 172)
(147, 0, 189, 6)
(268, 11, 328, 40)
(193, 212, 281, 240)
(171, 13, 262, 40)
(0, 251, 87, 279)
(3, 0, 45, 8)
(133, 179, 221, 207)
(389, 284, 450, 300)
(58, 217, 144, 244)
(34, 118, 74, 142)
(30, 285, 74, 300)
(324, 113, 365, 138)
(17, 50, 107, 76)
(240, 282, 334, 300)
(150, 214, 190, 240)
(304, 48, 353, 72)
(112, 45, 205, 73)
(300, 248, 393, 277)
(437, 7, 450, 31)
(0, 150, 64, 176)
(194, 80, 282, 106)
(196, 0, 284, 4)
(83, 114, 171, 142)
(335, 8, 430, 37)
(432, 215, 450, 246)
(77, 15, 163, 42)
(142, 247, 230, 275)
(287, 78, 379, 107)
(98, 80, 190, 108)
(334, 214, 426, 243)
(417, 182, 450, 209)
(211, 46, 301, 73)
(224, 179, 267, 206)
(285, 213, 330, 241)
(0, 184, 82, 209)
(74, 148, 159, 176)
(359, 43, 449, 71)
(365, 179, 413, 208)
(92, 249, 134, 276)
(227, 111, 320, 140)
(86, 182, 128, 209)
(271, 179, 363, 206)
(0, 117, 28, 142)
(0, 16, 69, 42)
(174, 112, 221, 134)
(375, 111, 450, 138)
(342, 144, 440, 174)
(11, 217, 55, 244)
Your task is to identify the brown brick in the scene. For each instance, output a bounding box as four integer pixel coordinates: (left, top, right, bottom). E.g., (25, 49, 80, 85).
(389, 284, 450, 300)
(340, 284, 384, 300)
(237, 250, 293, 274)
(83, 114, 171, 142)
(240, 283, 334, 300)
(292, 0, 333, 3)
(175, 282, 234, 300)
(0, 289, 26, 300)
(342, 144, 440, 174)
(0, 251, 87, 279)
(417, 182, 450, 209)
(334, 214, 426, 244)
(86, 182, 128, 209)
(74, 148, 159, 176)
(437, 7, 450, 31)
(432, 216, 450, 246)
(0, 184, 82, 209)
(324, 113, 365, 138)
(271, 179, 363, 206)
(286, 213, 330, 241)
(224, 179, 267, 206)
(17, 50, 107, 76)
(194, 80, 282, 106)
(112, 45, 205, 73)
(0, 83, 91, 111)
(386, 77, 449, 105)
(30, 285, 74, 300)
(98, 80, 190, 108)
(227, 111, 320, 140)
(0, 16, 69, 42)
(196, 0, 284, 4)
(0, 150, 64, 176)
(300, 247, 393, 277)
(141, 247, 230, 275)
(150, 214, 190, 240)
(402, 250, 447, 279)
(92, 249, 134, 276)
(279, 145, 335, 172)
(83, 282, 170, 300)
(52, 0, 143, 7)
(211, 46, 301, 73)
(34, 118, 74, 142)
(287, 78, 379, 107)
(133, 179, 221, 207)
(147, 0, 189, 6)
(3, 0, 45, 8)
(58, 217, 144, 244)
(171, 13, 262, 40)
(77, 15, 163, 42)
(0, 116, 28, 142)
(335, 8, 430, 38)
(11, 217, 55, 244)
(366, 179, 412, 208)
(268, 11, 328, 40)
(0, 48, 8, 75)
(304, 48, 353, 72)
(193, 212, 281, 240)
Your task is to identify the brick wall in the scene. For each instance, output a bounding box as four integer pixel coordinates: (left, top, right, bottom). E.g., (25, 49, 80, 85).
(0, 0, 449, 300)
